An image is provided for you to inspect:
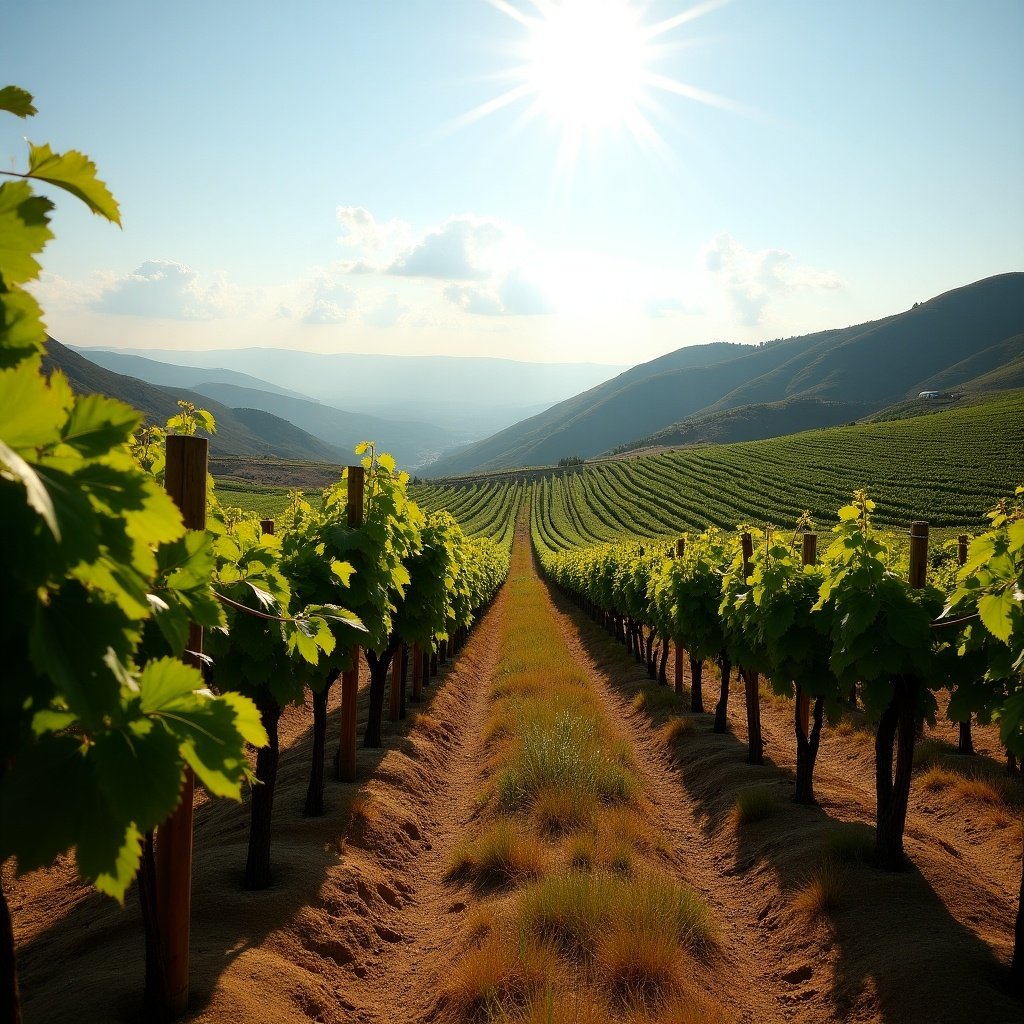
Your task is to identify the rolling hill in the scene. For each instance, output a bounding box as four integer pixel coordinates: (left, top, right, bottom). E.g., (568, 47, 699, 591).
(424, 273, 1024, 476)
(42, 338, 345, 463)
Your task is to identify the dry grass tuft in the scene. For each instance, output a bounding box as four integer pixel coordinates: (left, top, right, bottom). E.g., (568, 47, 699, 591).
(445, 931, 558, 1019)
(463, 906, 496, 943)
(449, 820, 546, 889)
(919, 765, 1006, 805)
(411, 711, 444, 737)
(533, 786, 597, 836)
(349, 793, 378, 829)
(567, 834, 595, 871)
(731, 788, 776, 827)
(661, 716, 695, 745)
(594, 921, 681, 1003)
(822, 824, 874, 865)
(791, 860, 845, 920)
(631, 691, 648, 712)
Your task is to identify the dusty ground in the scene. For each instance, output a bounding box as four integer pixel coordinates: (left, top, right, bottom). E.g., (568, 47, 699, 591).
(7, 529, 1024, 1023)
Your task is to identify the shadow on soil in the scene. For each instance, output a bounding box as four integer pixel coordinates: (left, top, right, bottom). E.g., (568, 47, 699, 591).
(15, 653, 462, 1024)
(545, 579, 1022, 1024)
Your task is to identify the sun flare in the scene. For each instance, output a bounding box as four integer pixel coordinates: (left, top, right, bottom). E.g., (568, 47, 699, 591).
(463, 0, 736, 177)
(527, 0, 649, 134)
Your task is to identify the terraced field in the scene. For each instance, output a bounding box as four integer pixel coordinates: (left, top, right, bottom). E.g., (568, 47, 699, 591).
(420, 390, 1024, 554)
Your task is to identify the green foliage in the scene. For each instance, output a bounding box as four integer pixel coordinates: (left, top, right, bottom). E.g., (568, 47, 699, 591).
(0, 88, 264, 902)
(947, 487, 1024, 753)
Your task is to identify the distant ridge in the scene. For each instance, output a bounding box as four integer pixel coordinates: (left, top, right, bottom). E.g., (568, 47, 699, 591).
(424, 273, 1024, 475)
(42, 338, 345, 463)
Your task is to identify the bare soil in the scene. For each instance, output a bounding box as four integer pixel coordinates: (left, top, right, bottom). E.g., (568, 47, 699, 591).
(7, 530, 1023, 1023)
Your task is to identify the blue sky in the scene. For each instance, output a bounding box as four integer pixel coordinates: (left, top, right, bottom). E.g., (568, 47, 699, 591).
(3, 0, 1022, 365)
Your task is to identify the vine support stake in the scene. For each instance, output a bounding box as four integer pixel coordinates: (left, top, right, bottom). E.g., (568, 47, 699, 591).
(797, 533, 817, 738)
(740, 531, 764, 765)
(260, 518, 274, 536)
(338, 466, 365, 783)
(673, 538, 686, 694)
(157, 434, 208, 1020)
(909, 521, 929, 589)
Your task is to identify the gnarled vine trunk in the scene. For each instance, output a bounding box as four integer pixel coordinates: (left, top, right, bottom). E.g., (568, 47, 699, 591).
(875, 675, 917, 870)
(304, 672, 336, 817)
(245, 697, 282, 890)
(657, 639, 669, 685)
(363, 643, 399, 748)
(713, 655, 731, 733)
(690, 656, 704, 713)
(794, 688, 826, 804)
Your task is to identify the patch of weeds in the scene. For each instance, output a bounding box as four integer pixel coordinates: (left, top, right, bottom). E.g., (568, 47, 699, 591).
(731, 788, 776, 827)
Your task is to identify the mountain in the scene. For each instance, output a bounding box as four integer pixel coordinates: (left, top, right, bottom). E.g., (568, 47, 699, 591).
(187, 381, 458, 468)
(42, 338, 345, 463)
(424, 273, 1024, 476)
(66, 349, 313, 401)
(64, 348, 464, 467)
(72, 347, 626, 438)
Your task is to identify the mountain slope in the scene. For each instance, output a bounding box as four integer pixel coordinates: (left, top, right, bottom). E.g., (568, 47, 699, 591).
(425, 273, 1024, 475)
(42, 339, 345, 462)
(187, 382, 458, 469)
(74, 347, 627, 437)
(68, 349, 312, 401)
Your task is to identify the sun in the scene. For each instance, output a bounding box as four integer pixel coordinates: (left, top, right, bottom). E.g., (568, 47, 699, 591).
(526, 0, 649, 135)
(458, 0, 736, 176)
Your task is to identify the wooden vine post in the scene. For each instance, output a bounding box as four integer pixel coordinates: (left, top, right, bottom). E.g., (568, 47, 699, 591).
(156, 434, 207, 1019)
(674, 538, 685, 695)
(260, 518, 274, 536)
(797, 532, 817, 738)
(338, 466, 364, 783)
(956, 533, 974, 755)
(740, 531, 764, 765)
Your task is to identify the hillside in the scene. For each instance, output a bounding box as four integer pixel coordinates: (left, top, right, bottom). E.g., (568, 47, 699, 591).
(42, 338, 345, 463)
(424, 273, 1024, 475)
(188, 382, 458, 469)
(76, 346, 627, 438)
(76, 350, 462, 467)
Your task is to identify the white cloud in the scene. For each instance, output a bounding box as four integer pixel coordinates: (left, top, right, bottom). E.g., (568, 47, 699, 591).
(300, 276, 357, 325)
(91, 260, 242, 320)
(704, 233, 844, 326)
(388, 215, 504, 280)
(336, 205, 408, 251)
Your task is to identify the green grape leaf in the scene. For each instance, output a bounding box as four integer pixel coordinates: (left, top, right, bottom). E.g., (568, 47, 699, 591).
(137, 656, 207, 714)
(0, 437, 59, 538)
(0, 85, 37, 117)
(978, 590, 1018, 643)
(175, 692, 267, 798)
(0, 288, 47, 368)
(92, 721, 185, 833)
(27, 143, 122, 225)
(0, 362, 65, 449)
(61, 393, 141, 457)
(0, 180, 54, 286)
(77, 809, 142, 903)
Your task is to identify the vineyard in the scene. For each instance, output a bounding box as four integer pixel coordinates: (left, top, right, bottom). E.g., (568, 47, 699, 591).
(418, 389, 1024, 554)
(4, 88, 1024, 1024)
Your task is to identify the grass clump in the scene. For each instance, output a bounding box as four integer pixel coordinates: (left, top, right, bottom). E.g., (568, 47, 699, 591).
(518, 871, 714, 957)
(533, 785, 597, 836)
(449, 819, 546, 889)
(791, 859, 845, 920)
(822, 823, 874, 865)
(661, 716, 695, 745)
(446, 931, 559, 1020)
(731, 788, 777, 827)
(496, 711, 637, 811)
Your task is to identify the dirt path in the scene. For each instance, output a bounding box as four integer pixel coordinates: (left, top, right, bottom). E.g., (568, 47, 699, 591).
(542, 576, 1022, 1023)
(9, 523, 1023, 1024)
